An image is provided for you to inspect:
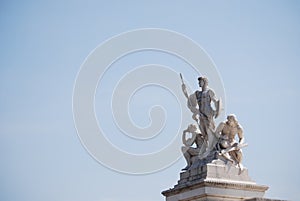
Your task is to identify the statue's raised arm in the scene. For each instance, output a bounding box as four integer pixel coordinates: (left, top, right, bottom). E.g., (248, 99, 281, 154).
(180, 74, 199, 122)
(180, 75, 223, 164)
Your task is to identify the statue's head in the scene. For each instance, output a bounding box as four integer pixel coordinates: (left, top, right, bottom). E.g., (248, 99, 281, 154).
(227, 114, 238, 126)
(198, 76, 208, 88)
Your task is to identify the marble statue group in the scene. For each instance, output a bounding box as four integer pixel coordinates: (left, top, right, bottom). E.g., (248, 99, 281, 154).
(180, 74, 247, 171)
(162, 74, 272, 201)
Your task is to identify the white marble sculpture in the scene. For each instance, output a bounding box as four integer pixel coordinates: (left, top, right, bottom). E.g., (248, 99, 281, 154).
(215, 114, 247, 170)
(162, 75, 271, 201)
(181, 124, 206, 170)
(180, 74, 246, 170)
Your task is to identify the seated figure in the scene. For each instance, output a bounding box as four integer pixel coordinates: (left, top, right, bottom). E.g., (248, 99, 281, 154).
(181, 124, 206, 170)
(215, 114, 246, 169)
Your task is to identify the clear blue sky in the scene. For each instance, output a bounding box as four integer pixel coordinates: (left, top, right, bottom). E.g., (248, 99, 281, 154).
(1, 1, 299, 201)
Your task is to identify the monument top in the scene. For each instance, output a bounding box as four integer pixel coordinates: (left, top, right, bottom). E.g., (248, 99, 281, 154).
(161, 74, 274, 201)
(180, 74, 247, 171)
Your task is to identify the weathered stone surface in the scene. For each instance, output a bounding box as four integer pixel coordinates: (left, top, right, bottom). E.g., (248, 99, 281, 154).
(176, 159, 254, 188)
(162, 161, 269, 201)
(162, 179, 268, 201)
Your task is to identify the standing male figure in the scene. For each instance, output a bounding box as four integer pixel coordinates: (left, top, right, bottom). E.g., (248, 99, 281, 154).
(196, 77, 220, 155)
(196, 77, 220, 138)
(181, 76, 220, 157)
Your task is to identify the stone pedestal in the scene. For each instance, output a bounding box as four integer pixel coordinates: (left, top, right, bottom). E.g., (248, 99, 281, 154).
(162, 160, 270, 201)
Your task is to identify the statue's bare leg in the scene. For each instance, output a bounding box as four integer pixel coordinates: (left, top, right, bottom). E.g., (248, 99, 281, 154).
(181, 146, 191, 170)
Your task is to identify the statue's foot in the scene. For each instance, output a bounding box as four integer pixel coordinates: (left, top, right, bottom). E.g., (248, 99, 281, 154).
(181, 165, 190, 171)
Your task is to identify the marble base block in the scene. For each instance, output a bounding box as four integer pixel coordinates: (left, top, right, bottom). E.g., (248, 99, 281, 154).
(162, 160, 269, 201)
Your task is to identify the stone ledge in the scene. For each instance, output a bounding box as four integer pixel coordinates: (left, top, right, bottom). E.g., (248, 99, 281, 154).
(162, 179, 268, 197)
(204, 178, 268, 191)
(162, 161, 271, 201)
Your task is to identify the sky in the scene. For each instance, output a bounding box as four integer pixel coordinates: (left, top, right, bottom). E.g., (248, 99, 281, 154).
(1, 1, 300, 201)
